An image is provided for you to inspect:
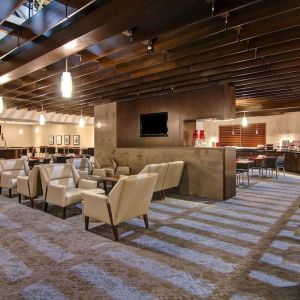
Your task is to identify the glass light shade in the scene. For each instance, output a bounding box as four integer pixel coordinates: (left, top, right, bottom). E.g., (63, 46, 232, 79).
(96, 122, 101, 128)
(0, 96, 3, 114)
(19, 128, 23, 135)
(242, 116, 248, 127)
(39, 113, 46, 125)
(61, 71, 72, 98)
(79, 116, 85, 128)
(35, 126, 39, 133)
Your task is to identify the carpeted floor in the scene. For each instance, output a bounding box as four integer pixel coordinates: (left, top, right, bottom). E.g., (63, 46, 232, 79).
(0, 173, 299, 299)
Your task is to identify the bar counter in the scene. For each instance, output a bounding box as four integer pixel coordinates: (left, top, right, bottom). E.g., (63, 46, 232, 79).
(96, 146, 236, 201)
(0, 148, 28, 159)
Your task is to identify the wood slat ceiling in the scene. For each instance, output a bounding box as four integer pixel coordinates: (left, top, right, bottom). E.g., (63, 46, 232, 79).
(0, 0, 300, 117)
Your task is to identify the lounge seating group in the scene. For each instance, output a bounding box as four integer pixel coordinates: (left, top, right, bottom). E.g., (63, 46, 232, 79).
(1, 157, 184, 241)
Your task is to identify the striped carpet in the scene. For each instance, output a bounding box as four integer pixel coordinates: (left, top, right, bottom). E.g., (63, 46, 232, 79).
(0, 174, 299, 299)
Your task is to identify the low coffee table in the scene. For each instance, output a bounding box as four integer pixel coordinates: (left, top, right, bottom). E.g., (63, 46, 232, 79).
(103, 176, 120, 193)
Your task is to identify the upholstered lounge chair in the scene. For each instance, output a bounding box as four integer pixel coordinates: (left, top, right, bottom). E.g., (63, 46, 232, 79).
(140, 161, 184, 198)
(83, 173, 157, 241)
(67, 157, 92, 179)
(0, 159, 29, 198)
(39, 164, 98, 219)
(17, 165, 43, 208)
(140, 163, 168, 199)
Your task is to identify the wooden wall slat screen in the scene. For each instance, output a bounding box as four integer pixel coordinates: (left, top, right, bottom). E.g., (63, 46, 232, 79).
(219, 123, 266, 147)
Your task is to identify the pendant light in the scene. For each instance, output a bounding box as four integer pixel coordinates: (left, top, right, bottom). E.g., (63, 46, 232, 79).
(0, 96, 4, 114)
(231, 125, 235, 135)
(241, 112, 248, 127)
(39, 105, 46, 125)
(61, 57, 72, 98)
(255, 123, 258, 135)
(79, 109, 85, 128)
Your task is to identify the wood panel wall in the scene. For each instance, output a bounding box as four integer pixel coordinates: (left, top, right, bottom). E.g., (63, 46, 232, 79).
(219, 123, 266, 147)
(117, 85, 235, 147)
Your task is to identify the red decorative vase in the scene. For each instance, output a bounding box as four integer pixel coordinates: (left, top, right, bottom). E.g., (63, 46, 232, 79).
(193, 129, 198, 140)
(199, 130, 205, 140)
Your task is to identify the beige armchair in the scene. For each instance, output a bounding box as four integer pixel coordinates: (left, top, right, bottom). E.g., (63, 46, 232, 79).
(140, 163, 168, 199)
(0, 159, 28, 198)
(140, 161, 184, 198)
(94, 157, 131, 177)
(17, 165, 43, 208)
(39, 164, 98, 219)
(162, 161, 184, 194)
(83, 173, 157, 241)
(67, 157, 92, 179)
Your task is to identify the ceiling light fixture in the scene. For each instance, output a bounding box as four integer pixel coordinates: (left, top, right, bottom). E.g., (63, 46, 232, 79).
(61, 57, 72, 98)
(256, 123, 258, 135)
(241, 112, 248, 127)
(39, 105, 46, 125)
(19, 128, 23, 135)
(35, 126, 39, 133)
(79, 109, 85, 128)
(0, 96, 4, 114)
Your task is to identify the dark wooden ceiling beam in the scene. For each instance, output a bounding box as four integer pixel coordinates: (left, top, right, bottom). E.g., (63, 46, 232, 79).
(0, 0, 26, 25)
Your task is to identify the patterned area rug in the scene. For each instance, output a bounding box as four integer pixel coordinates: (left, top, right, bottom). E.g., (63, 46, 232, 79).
(0, 174, 299, 299)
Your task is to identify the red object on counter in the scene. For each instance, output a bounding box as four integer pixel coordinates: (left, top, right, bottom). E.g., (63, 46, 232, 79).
(193, 129, 198, 140)
(199, 130, 205, 140)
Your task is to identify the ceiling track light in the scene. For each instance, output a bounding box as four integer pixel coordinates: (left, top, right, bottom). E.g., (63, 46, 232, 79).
(61, 57, 73, 98)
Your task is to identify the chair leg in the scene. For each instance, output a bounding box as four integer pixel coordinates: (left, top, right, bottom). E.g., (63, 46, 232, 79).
(18, 194, 21, 204)
(62, 207, 67, 219)
(44, 202, 48, 212)
(85, 216, 89, 230)
(143, 214, 149, 229)
(0, 187, 2, 194)
(111, 225, 119, 241)
(160, 190, 165, 200)
(9, 189, 12, 198)
(30, 198, 34, 208)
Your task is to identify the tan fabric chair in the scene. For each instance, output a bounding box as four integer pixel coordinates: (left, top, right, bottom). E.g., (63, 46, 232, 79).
(94, 157, 131, 177)
(39, 164, 97, 219)
(93, 158, 114, 177)
(0, 159, 29, 198)
(162, 161, 184, 192)
(140, 163, 168, 198)
(17, 165, 43, 208)
(83, 173, 157, 241)
(67, 157, 92, 179)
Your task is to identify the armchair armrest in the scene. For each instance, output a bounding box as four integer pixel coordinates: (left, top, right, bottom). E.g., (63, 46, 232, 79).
(78, 179, 97, 190)
(46, 184, 66, 206)
(82, 192, 110, 223)
(17, 176, 30, 197)
(92, 168, 106, 177)
(115, 166, 130, 175)
(1, 172, 14, 189)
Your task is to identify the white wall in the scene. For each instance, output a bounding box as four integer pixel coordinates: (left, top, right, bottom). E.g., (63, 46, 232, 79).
(33, 124, 94, 147)
(203, 111, 300, 147)
(0, 123, 94, 148)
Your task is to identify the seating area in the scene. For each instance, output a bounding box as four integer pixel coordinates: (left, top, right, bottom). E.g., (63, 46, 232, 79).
(0, 1, 300, 298)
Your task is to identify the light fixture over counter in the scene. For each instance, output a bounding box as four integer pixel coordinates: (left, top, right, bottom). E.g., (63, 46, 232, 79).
(61, 57, 73, 98)
(79, 109, 85, 128)
(39, 105, 46, 125)
(241, 112, 248, 127)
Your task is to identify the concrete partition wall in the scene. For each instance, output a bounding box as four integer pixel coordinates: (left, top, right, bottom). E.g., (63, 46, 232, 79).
(95, 146, 236, 200)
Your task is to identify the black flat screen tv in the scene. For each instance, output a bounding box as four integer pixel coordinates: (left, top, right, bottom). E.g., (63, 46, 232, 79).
(140, 112, 168, 137)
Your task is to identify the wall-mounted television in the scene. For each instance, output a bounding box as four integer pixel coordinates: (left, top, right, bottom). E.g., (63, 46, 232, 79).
(140, 112, 168, 137)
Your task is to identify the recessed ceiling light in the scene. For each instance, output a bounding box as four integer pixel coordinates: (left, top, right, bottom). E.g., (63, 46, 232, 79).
(64, 40, 77, 50)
